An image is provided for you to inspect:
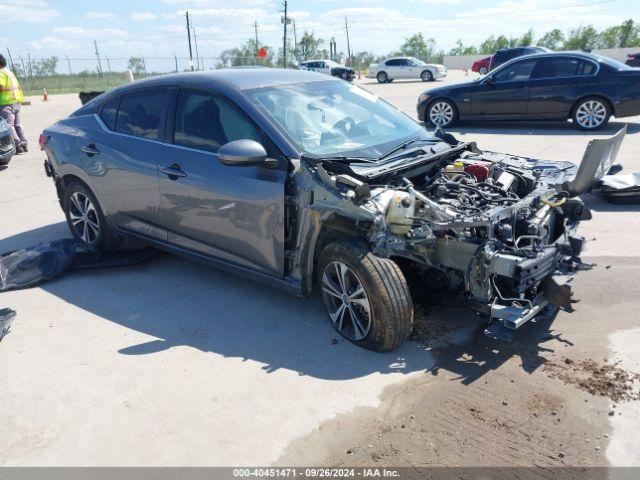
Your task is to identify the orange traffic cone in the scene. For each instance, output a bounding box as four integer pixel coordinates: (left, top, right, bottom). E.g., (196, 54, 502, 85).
(43, 88, 48, 102)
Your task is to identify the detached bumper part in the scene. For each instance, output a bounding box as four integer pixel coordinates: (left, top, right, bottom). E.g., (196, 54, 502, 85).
(490, 294, 549, 330)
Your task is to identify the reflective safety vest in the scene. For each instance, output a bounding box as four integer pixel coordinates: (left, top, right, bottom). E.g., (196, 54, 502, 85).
(0, 68, 24, 105)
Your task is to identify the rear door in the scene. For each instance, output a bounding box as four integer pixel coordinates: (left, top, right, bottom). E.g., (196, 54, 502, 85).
(91, 88, 170, 240)
(472, 59, 536, 117)
(527, 57, 597, 118)
(158, 87, 287, 275)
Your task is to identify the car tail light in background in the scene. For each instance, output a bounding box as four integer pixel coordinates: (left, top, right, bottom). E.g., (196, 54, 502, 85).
(39, 134, 50, 150)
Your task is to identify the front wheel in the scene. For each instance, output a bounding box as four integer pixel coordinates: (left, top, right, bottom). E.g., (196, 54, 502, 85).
(376, 71, 388, 83)
(318, 240, 413, 352)
(427, 99, 458, 128)
(573, 97, 610, 130)
(479, 66, 488, 75)
(421, 70, 434, 82)
(62, 182, 112, 251)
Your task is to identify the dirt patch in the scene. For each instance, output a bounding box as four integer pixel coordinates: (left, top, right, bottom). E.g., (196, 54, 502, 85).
(544, 357, 640, 403)
(410, 305, 458, 343)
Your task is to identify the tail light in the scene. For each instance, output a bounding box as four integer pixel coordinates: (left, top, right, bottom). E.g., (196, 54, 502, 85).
(39, 133, 50, 150)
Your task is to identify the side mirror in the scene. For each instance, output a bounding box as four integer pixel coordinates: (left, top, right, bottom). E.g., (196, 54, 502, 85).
(218, 139, 267, 166)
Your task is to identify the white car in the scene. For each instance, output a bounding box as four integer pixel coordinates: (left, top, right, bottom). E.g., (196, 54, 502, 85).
(367, 57, 446, 83)
(298, 59, 355, 81)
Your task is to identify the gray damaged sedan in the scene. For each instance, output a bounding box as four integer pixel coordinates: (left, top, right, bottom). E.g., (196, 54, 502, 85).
(41, 69, 624, 351)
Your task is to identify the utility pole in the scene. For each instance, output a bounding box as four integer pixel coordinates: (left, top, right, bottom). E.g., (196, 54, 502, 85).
(105, 56, 112, 74)
(173, 53, 178, 73)
(6, 48, 15, 72)
(93, 40, 103, 77)
(281, 1, 288, 69)
(193, 25, 201, 70)
(141, 56, 147, 75)
(64, 55, 72, 76)
(293, 19, 298, 61)
(253, 21, 260, 65)
(17, 55, 31, 96)
(186, 10, 194, 71)
(344, 17, 352, 67)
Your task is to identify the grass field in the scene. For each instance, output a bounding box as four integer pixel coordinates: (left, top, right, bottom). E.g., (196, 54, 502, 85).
(17, 72, 159, 95)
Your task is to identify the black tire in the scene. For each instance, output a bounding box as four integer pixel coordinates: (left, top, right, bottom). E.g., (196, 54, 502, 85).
(572, 96, 611, 130)
(426, 98, 458, 128)
(0, 157, 11, 166)
(62, 182, 113, 251)
(377, 71, 389, 83)
(421, 70, 434, 82)
(479, 66, 488, 75)
(318, 240, 413, 352)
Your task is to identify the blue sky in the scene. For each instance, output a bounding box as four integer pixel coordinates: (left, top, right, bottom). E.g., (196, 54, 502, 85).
(1, 0, 638, 71)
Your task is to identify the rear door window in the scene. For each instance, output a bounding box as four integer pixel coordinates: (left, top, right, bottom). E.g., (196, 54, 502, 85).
(173, 89, 261, 154)
(115, 89, 169, 140)
(386, 59, 401, 67)
(100, 97, 119, 130)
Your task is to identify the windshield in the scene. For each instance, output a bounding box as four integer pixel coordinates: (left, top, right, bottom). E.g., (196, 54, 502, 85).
(246, 80, 423, 157)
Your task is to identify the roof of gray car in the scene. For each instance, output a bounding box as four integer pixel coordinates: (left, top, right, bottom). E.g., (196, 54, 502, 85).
(115, 68, 338, 92)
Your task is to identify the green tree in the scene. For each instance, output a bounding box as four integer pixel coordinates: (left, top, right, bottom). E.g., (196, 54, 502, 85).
(220, 39, 275, 67)
(564, 25, 599, 50)
(448, 40, 478, 56)
(296, 31, 325, 62)
(519, 29, 534, 47)
(598, 19, 640, 48)
(399, 33, 436, 61)
(32, 56, 58, 76)
(127, 57, 145, 75)
(538, 29, 565, 50)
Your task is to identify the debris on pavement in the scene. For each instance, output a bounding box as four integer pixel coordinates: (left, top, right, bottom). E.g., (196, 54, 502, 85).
(0, 308, 16, 342)
(0, 239, 162, 292)
(410, 305, 458, 343)
(544, 357, 640, 402)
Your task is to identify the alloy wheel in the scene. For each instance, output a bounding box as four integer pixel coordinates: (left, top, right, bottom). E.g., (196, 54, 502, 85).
(575, 100, 607, 129)
(321, 261, 372, 341)
(68, 192, 101, 245)
(479, 66, 488, 75)
(422, 70, 433, 81)
(429, 101, 454, 127)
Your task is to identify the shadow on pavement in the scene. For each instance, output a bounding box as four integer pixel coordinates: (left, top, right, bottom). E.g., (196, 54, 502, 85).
(428, 308, 571, 385)
(582, 193, 640, 213)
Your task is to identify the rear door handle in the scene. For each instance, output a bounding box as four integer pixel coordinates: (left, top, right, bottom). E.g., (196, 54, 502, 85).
(81, 144, 100, 156)
(161, 164, 187, 179)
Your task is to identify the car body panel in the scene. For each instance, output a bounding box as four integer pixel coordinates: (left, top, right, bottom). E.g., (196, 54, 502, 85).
(417, 52, 640, 122)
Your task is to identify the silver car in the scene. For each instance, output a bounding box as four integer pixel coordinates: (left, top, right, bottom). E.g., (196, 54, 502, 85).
(367, 57, 447, 83)
(42, 69, 614, 351)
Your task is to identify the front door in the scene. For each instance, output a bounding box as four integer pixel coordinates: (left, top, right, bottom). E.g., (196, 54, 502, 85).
(472, 59, 536, 117)
(158, 88, 287, 276)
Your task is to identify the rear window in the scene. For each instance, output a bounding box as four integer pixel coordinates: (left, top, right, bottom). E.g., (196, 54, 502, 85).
(100, 97, 119, 130)
(115, 89, 168, 140)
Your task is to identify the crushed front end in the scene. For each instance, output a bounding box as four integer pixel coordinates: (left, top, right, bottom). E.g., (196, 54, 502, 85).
(299, 129, 625, 339)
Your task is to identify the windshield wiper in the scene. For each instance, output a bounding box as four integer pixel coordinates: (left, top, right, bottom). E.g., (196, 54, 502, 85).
(378, 136, 427, 161)
(301, 154, 377, 165)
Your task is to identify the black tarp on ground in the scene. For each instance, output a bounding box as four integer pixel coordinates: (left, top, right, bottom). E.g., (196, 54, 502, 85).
(0, 239, 161, 292)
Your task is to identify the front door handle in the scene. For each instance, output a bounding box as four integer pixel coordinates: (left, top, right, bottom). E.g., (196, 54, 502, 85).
(81, 144, 100, 156)
(161, 164, 187, 180)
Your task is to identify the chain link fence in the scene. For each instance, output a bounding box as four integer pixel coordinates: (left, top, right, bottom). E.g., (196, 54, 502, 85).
(8, 55, 275, 96)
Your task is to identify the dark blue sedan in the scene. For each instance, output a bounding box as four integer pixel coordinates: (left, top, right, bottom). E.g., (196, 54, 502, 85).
(417, 52, 640, 130)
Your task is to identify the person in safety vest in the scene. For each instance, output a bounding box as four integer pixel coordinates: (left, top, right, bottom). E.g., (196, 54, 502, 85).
(0, 55, 27, 154)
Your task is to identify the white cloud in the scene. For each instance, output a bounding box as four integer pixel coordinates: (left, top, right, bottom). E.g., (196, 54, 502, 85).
(84, 11, 117, 20)
(0, 0, 60, 23)
(53, 26, 129, 40)
(28, 36, 74, 51)
(130, 11, 158, 21)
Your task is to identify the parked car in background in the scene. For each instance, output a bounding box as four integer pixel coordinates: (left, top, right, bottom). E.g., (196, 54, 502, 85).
(490, 46, 551, 71)
(417, 52, 640, 130)
(625, 52, 640, 67)
(0, 118, 15, 165)
(299, 59, 355, 81)
(41, 68, 606, 351)
(471, 56, 492, 75)
(367, 57, 446, 83)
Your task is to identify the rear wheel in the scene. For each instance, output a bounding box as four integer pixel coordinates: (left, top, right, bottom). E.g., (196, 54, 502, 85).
(318, 240, 413, 352)
(62, 182, 112, 251)
(479, 66, 488, 75)
(573, 97, 610, 130)
(377, 71, 388, 83)
(421, 70, 434, 82)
